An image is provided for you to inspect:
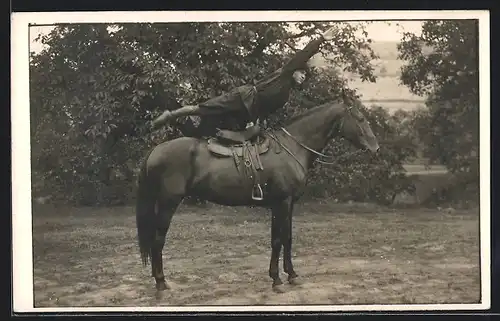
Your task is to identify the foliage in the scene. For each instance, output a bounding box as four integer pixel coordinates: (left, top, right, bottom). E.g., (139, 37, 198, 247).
(30, 22, 416, 205)
(397, 20, 479, 205)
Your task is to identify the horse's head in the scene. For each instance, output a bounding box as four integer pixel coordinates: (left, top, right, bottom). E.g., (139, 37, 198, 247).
(336, 104, 380, 153)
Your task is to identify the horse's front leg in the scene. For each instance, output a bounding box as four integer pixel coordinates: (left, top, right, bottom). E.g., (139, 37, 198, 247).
(282, 199, 302, 286)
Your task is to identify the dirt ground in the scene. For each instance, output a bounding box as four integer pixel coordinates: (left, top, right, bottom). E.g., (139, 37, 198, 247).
(32, 201, 481, 308)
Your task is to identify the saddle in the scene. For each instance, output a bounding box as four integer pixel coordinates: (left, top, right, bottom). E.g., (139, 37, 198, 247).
(215, 124, 262, 144)
(207, 125, 270, 201)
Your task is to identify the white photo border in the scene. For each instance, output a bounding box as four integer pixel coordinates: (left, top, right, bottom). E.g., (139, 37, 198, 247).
(11, 10, 491, 313)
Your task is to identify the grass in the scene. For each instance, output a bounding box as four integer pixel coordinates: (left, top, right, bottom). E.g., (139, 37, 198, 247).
(403, 164, 447, 175)
(32, 201, 481, 308)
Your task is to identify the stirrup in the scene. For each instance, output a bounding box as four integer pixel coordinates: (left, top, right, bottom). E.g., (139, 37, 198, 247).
(252, 184, 264, 201)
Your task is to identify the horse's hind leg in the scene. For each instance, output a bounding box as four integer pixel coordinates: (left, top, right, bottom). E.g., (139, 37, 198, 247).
(269, 202, 285, 293)
(282, 200, 302, 286)
(151, 196, 182, 299)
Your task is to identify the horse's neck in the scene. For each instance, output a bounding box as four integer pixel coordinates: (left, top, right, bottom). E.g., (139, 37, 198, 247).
(284, 105, 340, 153)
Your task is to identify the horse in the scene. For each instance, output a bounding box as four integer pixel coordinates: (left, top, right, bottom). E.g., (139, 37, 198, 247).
(135, 101, 380, 298)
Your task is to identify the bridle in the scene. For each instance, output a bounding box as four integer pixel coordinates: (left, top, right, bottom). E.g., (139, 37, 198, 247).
(280, 127, 338, 165)
(267, 105, 364, 172)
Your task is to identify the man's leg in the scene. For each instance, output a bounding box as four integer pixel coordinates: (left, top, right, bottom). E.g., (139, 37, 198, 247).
(151, 105, 200, 129)
(151, 89, 247, 130)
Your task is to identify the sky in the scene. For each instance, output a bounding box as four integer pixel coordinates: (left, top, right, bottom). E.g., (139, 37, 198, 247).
(28, 21, 423, 54)
(364, 21, 423, 41)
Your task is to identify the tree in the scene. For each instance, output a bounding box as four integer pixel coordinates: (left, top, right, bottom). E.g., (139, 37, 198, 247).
(398, 20, 479, 173)
(398, 20, 479, 205)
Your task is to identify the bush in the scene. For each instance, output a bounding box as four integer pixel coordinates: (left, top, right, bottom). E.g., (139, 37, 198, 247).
(418, 172, 479, 209)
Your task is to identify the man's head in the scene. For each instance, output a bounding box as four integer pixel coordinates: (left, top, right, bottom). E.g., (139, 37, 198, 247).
(292, 69, 307, 85)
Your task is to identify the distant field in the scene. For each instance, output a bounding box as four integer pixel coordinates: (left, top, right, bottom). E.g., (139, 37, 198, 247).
(350, 76, 424, 102)
(362, 101, 425, 114)
(33, 201, 480, 308)
(370, 41, 401, 60)
(349, 41, 426, 110)
(312, 40, 427, 112)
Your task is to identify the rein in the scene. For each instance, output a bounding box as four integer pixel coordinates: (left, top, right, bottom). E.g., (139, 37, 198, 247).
(280, 127, 337, 165)
(267, 132, 308, 174)
(268, 105, 363, 169)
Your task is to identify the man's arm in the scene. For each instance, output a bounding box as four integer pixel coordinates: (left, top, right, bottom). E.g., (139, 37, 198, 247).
(282, 37, 324, 74)
(252, 38, 321, 86)
(281, 26, 338, 75)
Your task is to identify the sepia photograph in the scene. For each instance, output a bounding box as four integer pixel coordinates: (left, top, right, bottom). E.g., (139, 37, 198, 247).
(11, 10, 490, 312)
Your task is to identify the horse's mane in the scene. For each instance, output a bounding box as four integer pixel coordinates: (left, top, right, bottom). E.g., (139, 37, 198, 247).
(284, 101, 341, 126)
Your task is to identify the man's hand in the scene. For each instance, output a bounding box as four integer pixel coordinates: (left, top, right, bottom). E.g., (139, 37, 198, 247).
(321, 26, 338, 41)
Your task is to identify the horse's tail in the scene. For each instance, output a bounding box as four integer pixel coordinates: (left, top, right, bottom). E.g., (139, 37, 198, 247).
(135, 152, 160, 266)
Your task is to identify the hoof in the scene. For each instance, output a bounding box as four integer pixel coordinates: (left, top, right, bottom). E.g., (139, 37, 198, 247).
(155, 290, 165, 300)
(272, 284, 286, 293)
(155, 281, 170, 300)
(288, 277, 303, 286)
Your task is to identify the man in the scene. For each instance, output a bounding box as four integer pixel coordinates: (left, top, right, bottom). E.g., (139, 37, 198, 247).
(151, 26, 338, 132)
